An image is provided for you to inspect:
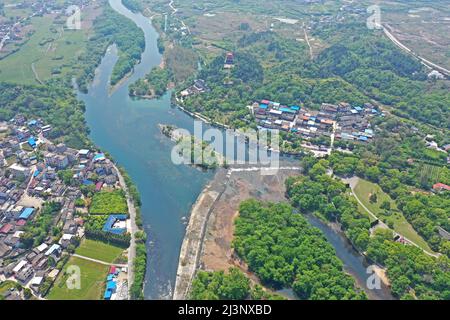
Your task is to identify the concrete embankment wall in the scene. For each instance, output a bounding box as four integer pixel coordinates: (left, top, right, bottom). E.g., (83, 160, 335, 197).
(173, 170, 228, 300)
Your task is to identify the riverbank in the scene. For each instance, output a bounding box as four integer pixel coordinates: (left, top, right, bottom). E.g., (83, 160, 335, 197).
(173, 169, 228, 300)
(113, 164, 139, 294)
(173, 167, 301, 299)
(174, 165, 395, 300)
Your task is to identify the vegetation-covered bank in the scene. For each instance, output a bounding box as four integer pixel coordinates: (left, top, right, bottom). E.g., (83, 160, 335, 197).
(117, 167, 147, 300)
(190, 268, 284, 300)
(232, 200, 366, 300)
(286, 157, 450, 300)
(129, 67, 170, 98)
(77, 4, 145, 92)
(129, 43, 198, 99)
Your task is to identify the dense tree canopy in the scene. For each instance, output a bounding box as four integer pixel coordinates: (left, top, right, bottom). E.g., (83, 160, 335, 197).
(233, 199, 366, 300)
(287, 156, 450, 300)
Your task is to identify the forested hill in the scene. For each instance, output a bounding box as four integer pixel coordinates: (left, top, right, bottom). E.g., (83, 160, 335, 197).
(182, 23, 449, 132)
(312, 30, 450, 130)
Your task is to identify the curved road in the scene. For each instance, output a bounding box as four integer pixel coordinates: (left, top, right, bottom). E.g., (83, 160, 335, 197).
(343, 176, 439, 258)
(72, 254, 127, 267)
(382, 24, 450, 77)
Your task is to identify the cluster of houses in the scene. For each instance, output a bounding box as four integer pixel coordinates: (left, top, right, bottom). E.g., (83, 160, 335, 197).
(0, 115, 125, 299)
(179, 79, 210, 99)
(103, 265, 128, 300)
(251, 99, 381, 146)
(1, 0, 93, 56)
(332, 102, 380, 143)
(0, 1, 53, 54)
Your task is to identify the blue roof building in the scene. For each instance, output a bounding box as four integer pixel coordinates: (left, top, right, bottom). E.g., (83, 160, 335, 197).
(19, 208, 35, 220)
(93, 153, 106, 162)
(359, 136, 368, 141)
(104, 290, 112, 300)
(82, 179, 94, 185)
(28, 137, 37, 148)
(103, 215, 128, 235)
(107, 281, 117, 291)
(279, 107, 296, 114)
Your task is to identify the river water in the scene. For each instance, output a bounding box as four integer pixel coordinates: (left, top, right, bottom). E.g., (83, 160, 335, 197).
(79, 0, 213, 299)
(78, 0, 393, 300)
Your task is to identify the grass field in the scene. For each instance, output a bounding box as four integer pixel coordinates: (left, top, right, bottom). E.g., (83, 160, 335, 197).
(0, 281, 17, 298)
(354, 178, 433, 252)
(89, 190, 128, 215)
(47, 256, 108, 300)
(75, 239, 125, 264)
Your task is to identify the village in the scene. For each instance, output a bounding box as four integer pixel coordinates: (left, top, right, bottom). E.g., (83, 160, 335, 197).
(0, 1, 91, 57)
(0, 115, 131, 300)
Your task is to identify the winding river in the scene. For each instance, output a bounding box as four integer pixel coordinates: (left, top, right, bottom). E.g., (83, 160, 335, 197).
(79, 0, 213, 299)
(78, 0, 393, 300)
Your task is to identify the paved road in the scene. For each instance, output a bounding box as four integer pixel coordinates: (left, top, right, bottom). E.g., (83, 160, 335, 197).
(343, 176, 439, 258)
(382, 24, 450, 77)
(113, 165, 139, 294)
(72, 254, 127, 267)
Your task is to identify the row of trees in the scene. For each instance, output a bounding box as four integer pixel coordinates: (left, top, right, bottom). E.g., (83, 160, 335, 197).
(84, 229, 131, 248)
(130, 241, 147, 299)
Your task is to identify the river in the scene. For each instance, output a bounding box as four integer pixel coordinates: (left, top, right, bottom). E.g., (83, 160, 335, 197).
(78, 0, 392, 300)
(306, 214, 393, 300)
(79, 0, 213, 299)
